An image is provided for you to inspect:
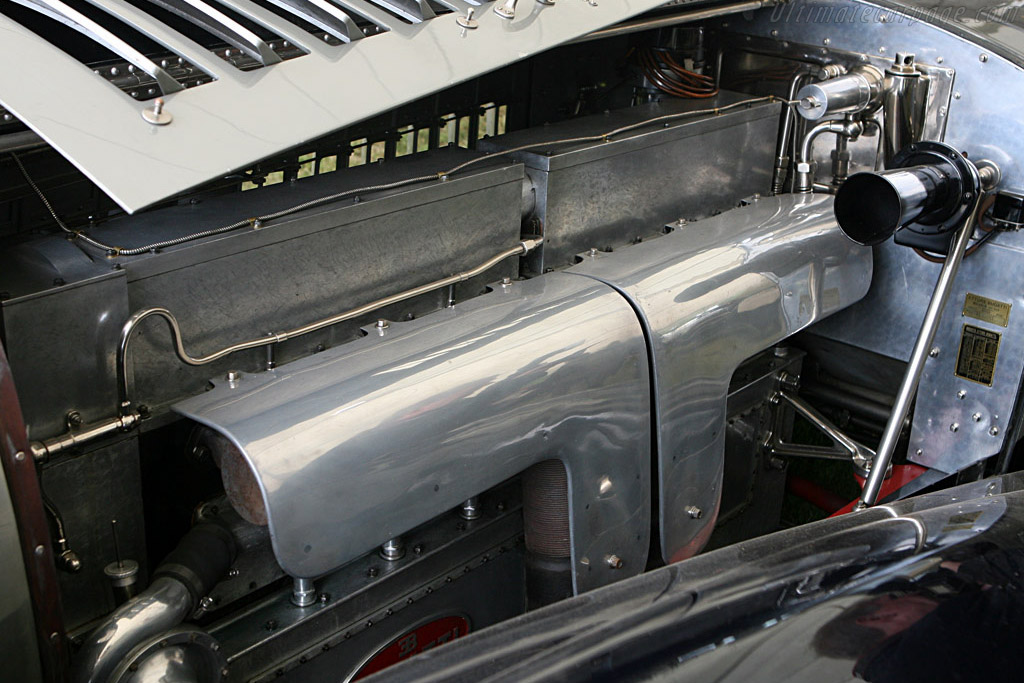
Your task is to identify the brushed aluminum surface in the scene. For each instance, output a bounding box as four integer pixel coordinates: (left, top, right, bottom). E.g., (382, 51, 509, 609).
(571, 194, 873, 562)
(174, 272, 651, 593)
(909, 241, 1024, 473)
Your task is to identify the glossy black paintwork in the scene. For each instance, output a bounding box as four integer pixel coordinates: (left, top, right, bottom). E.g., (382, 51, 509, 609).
(369, 472, 1024, 682)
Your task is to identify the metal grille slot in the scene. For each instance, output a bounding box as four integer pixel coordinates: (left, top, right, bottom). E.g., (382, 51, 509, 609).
(259, 0, 363, 42)
(140, 0, 283, 65)
(9, 0, 186, 92)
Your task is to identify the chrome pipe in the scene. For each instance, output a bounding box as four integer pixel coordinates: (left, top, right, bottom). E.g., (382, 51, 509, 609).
(834, 165, 952, 245)
(291, 577, 317, 607)
(857, 194, 982, 508)
(794, 119, 863, 193)
(796, 65, 884, 121)
(74, 577, 194, 683)
(29, 411, 141, 462)
(778, 392, 875, 468)
(117, 239, 541, 413)
(771, 68, 815, 195)
(0, 130, 47, 154)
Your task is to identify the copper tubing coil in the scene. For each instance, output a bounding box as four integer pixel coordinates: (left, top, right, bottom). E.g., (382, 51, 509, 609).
(638, 48, 718, 99)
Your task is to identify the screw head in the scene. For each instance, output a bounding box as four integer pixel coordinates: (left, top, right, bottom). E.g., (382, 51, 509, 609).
(980, 53, 989, 62)
(142, 98, 173, 125)
(14, 451, 25, 462)
(950, 422, 960, 433)
(225, 370, 241, 382)
(990, 426, 1000, 436)
(972, 412, 983, 422)
(929, 347, 940, 358)
(604, 554, 623, 569)
(686, 505, 703, 520)
(957, 390, 967, 399)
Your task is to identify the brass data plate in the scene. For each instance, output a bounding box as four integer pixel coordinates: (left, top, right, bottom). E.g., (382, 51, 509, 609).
(955, 324, 1001, 386)
(963, 293, 1011, 327)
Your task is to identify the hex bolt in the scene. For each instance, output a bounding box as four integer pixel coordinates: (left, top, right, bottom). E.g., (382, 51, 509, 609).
(199, 596, 215, 612)
(686, 505, 703, 519)
(501, 277, 512, 286)
(604, 554, 623, 569)
(957, 390, 967, 400)
(950, 422, 960, 433)
(225, 370, 241, 382)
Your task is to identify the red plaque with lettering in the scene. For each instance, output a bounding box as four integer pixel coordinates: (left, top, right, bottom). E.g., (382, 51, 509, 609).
(352, 615, 471, 680)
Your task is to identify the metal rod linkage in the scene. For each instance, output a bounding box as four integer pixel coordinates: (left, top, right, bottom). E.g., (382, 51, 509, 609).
(857, 195, 983, 508)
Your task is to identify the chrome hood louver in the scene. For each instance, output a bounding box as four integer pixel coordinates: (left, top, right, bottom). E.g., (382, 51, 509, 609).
(0, 0, 688, 212)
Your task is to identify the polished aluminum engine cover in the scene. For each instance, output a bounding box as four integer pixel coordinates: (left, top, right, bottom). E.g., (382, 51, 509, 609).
(175, 272, 652, 592)
(571, 194, 873, 563)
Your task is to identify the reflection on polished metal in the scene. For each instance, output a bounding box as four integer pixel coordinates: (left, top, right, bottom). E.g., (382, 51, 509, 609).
(571, 194, 872, 562)
(118, 240, 540, 413)
(834, 142, 982, 246)
(29, 411, 141, 463)
(883, 53, 928, 166)
(291, 577, 317, 607)
(795, 65, 884, 121)
(109, 627, 226, 683)
(840, 147, 996, 507)
(74, 577, 194, 683)
(794, 117, 863, 192)
(772, 67, 815, 195)
(460, 497, 481, 521)
(174, 272, 651, 593)
(858, 194, 981, 509)
(774, 390, 875, 475)
(380, 537, 405, 561)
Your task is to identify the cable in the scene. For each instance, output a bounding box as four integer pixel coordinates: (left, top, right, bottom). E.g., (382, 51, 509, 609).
(12, 95, 777, 257)
(637, 48, 718, 99)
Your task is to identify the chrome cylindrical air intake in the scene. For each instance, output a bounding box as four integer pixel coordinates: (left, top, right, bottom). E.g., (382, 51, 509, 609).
(834, 141, 982, 248)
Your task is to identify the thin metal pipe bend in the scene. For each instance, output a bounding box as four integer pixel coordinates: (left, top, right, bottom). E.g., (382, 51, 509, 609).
(117, 240, 541, 411)
(800, 119, 862, 164)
